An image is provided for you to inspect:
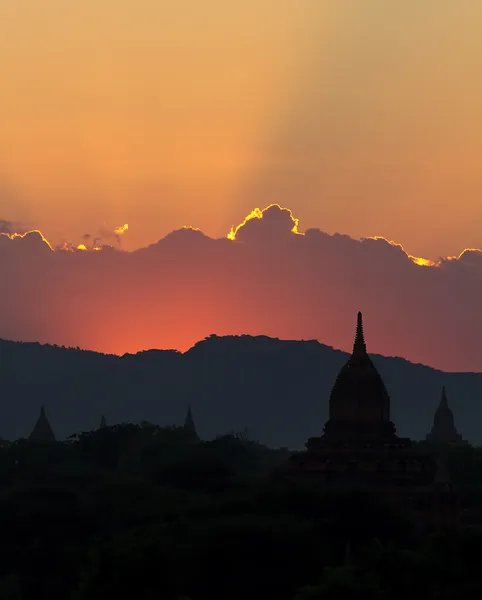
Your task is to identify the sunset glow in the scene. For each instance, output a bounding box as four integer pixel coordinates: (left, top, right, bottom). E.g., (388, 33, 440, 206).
(3, 2, 482, 372)
(2, 5, 482, 584)
(2, 203, 482, 372)
(2, 1, 482, 260)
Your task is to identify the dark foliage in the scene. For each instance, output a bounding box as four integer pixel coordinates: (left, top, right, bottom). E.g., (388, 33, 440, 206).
(0, 425, 477, 599)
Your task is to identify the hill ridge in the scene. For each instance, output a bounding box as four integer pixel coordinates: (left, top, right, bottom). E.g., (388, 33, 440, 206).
(1, 333, 460, 374)
(0, 335, 480, 446)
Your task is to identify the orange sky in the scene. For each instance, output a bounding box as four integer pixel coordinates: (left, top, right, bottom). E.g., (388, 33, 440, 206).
(2, 1, 482, 261)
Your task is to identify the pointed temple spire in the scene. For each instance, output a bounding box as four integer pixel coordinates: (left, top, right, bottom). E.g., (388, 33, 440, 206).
(292, 311, 460, 533)
(184, 404, 199, 440)
(324, 311, 395, 442)
(29, 405, 56, 442)
(352, 311, 367, 357)
(440, 386, 449, 409)
(99, 415, 107, 429)
(426, 386, 466, 444)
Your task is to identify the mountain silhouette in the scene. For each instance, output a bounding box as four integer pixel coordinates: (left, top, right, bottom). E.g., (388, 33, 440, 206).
(0, 334, 481, 447)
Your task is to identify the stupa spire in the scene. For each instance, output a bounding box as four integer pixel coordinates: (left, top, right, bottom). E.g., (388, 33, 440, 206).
(352, 312, 367, 357)
(184, 404, 199, 440)
(99, 415, 107, 429)
(325, 310, 395, 442)
(29, 405, 56, 442)
(440, 386, 449, 409)
(426, 386, 465, 444)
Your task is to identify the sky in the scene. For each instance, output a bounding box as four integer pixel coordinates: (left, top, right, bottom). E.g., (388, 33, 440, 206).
(2, 204, 482, 373)
(2, 2, 482, 372)
(2, 1, 482, 261)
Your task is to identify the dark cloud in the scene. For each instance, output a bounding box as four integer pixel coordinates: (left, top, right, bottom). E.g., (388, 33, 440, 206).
(0, 204, 481, 372)
(0, 230, 52, 256)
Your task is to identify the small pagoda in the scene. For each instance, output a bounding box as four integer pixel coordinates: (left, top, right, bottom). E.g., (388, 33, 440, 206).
(290, 312, 458, 530)
(29, 405, 56, 442)
(184, 404, 200, 442)
(425, 387, 467, 445)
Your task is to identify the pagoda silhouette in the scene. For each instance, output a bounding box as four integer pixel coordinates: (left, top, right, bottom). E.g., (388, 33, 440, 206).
(29, 405, 56, 442)
(291, 312, 459, 531)
(425, 386, 467, 445)
(322, 311, 398, 444)
(184, 404, 200, 442)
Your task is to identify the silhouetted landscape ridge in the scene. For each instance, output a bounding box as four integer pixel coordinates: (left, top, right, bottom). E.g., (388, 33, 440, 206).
(1, 334, 481, 445)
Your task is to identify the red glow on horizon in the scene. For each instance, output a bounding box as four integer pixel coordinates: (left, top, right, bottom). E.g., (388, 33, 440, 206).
(2, 205, 482, 372)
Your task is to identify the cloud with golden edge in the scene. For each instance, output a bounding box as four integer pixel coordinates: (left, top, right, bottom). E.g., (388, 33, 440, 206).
(4, 230, 54, 251)
(442, 248, 482, 264)
(114, 224, 129, 236)
(1, 208, 480, 269)
(366, 236, 437, 267)
(227, 204, 302, 241)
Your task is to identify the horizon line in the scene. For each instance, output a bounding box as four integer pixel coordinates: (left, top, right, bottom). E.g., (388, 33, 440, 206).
(0, 332, 471, 376)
